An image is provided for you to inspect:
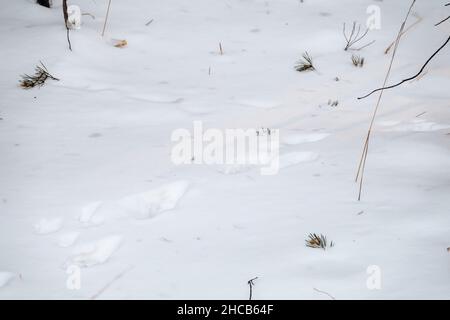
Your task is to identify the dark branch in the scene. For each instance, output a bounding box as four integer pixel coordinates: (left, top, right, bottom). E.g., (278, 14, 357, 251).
(63, 0, 72, 51)
(247, 277, 258, 300)
(436, 3, 450, 27)
(358, 36, 450, 100)
(435, 15, 450, 26)
(37, 0, 51, 8)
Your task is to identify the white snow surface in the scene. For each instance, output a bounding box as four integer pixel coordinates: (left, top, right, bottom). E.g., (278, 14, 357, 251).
(0, 0, 449, 299)
(34, 217, 64, 235)
(0, 272, 15, 288)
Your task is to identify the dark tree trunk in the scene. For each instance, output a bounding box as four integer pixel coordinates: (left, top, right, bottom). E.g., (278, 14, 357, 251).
(37, 0, 52, 8)
(62, 0, 68, 27)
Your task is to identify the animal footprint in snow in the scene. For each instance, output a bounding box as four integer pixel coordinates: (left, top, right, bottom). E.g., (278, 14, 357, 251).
(80, 201, 105, 226)
(80, 180, 190, 222)
(118, 180, 190, 219)
(58, 232, 80, 248)
(67, 235, 123, 268)
(34, 217, 63, 235)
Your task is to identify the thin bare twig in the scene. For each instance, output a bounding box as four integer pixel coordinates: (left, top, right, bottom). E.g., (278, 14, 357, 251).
(415, 111, 427, 118)
(82, 12, 96, 20)
(313, 287, 336, 300)
(358, 36, 450, 100)
(352, 40, 376, 51)
(247, 277, 258, 300)
(435, 15, 450, 26)
(90, 266, 133, 300)
(435, 3, 450, 26)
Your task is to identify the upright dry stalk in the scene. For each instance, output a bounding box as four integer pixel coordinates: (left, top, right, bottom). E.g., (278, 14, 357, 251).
(101, 0, 112, 37)
(355, 0, 417, 201)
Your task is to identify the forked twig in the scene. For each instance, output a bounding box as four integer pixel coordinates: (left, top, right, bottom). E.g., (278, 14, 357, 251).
(343, 22, 371, 51)
(247, 277, 258, 300)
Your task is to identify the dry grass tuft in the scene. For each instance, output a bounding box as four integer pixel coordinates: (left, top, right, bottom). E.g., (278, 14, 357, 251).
(351, 54, 365, 67)
(19, 62, 59, 89)
(305, 233, 334, 250)
(295, 52, 315, 72)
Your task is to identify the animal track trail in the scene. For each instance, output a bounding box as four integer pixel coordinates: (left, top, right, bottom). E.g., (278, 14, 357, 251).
(79, 180, 191, 224)
(57, 180, 191, 270)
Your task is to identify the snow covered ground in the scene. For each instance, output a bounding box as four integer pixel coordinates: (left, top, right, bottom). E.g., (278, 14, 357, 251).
(0, 0, 449, 299)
